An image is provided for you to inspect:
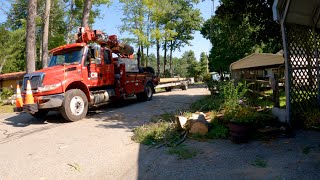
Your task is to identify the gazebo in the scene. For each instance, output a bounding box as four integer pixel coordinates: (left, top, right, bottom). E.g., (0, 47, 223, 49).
(273, 0, 320, 125)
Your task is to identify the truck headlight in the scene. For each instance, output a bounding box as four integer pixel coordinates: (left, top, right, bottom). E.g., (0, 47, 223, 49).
(38, 83, 61, 92)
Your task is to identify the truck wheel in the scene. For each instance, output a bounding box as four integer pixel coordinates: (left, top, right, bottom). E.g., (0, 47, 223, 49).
(181, 82, 188, 90)
(31, 110, 49, 122)
(60, 89, 88, 122)
(137, 83, 153, 101)
(165, 87, 172, 92)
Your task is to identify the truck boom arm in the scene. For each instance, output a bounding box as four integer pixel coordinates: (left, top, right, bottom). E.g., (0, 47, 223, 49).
(75, 26, 134, 56)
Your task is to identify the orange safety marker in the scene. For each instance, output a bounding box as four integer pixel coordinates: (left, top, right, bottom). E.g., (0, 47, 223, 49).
(15, 84, 24, 108)
(24, 80, 35, 104)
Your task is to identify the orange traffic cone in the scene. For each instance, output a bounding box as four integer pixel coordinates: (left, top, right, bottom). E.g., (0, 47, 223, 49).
(15, 84, 23, 108)
(24, 80, 34, 104)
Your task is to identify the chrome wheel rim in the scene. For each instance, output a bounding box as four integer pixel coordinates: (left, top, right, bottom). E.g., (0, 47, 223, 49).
(70, 96, 84, 116)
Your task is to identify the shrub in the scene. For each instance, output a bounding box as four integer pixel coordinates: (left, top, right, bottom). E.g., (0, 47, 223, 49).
(0, 88, 14, 100)
(206, 123, 229, 139)
(223, 81, 250, 111)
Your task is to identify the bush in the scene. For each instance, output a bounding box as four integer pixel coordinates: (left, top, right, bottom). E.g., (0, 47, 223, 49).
(206, 123, 229, 139)
(0, 88, 14, 100)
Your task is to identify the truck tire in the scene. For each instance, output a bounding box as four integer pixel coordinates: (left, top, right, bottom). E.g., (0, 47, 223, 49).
(165, 87, 172, 92)
(137, 83, 154, 101)
(181, 81, 188, 90)
(31, 110, 49, 122)
(60, 89, 88, 122)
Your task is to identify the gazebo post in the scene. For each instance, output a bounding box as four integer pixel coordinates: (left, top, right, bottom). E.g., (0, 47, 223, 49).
(280, 0, 291, 124)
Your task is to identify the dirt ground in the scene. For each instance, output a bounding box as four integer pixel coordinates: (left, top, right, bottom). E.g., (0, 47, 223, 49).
(0, 85, 319, 179)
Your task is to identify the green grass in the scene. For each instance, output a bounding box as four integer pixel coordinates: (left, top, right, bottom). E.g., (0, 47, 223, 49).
(150, 113, 176, 123)
(251, 158, 268, 168)
(0, 104, 15, 113)
(167, 145, 198, 159)
(132, 121, 179, 145)
(190, 95, 223, 112)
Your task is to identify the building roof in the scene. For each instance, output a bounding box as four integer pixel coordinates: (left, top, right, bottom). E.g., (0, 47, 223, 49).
(0, 71, 25, 80)
(230, 53, 284, 70)
(273, 0, 320, 28)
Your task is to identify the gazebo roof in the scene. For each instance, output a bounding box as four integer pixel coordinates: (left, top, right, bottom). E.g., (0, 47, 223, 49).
(230, 53, 284, 70)
(273, 0, 320, 28)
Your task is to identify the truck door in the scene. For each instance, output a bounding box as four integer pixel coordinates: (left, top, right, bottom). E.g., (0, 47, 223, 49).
(101, 48, 114, 85)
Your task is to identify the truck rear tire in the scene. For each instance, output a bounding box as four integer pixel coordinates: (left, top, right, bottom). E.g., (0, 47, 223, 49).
(137, 83, 153, 101)
(165, 87, 172, 92)
(60, 89, 88, 122)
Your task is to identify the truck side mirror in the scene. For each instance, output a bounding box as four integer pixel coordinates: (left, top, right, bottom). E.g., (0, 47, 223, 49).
(93, 44, 101, 59)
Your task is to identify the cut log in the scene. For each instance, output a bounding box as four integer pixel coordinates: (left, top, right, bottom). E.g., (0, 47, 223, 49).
(176, 116, 188, 130)
(189, 121, 208, 135)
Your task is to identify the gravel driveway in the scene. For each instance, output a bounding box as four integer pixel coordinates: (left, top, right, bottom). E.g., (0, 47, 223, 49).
(0, 86, 319, 179)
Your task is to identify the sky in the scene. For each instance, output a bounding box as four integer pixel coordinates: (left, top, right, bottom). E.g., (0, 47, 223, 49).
(0, 0, 219, 61)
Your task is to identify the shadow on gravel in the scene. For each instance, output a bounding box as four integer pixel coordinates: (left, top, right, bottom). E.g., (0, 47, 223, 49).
(3, 112, 65, 127)
(92, 93, 206, 130)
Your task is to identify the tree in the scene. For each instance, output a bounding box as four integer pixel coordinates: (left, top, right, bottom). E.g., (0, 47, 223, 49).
(181, 50, 201, 79)
(6, 0, 28, 31)
(81, 0, 92, 27)
(199, 52, 208, 74)
(26, 0, 37, 73)
(167, 0, 202, 76)
(201, 0, 281, 76)
(41, 0, 51, 68)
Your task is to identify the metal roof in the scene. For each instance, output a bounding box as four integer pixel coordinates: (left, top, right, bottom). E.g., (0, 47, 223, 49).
(230, 53, 284, 70)
(273, 0, 320, 28)
(0, 71, 25, 80)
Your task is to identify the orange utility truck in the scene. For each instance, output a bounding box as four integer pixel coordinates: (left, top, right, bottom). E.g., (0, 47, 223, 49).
(15, 27, 158, 122)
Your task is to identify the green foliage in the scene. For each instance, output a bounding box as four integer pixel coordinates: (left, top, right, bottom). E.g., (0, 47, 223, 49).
(190, 95, 223, 112)
(206, 123, 229, 139)
(201, 0, 281, 74)
(252, 158, 267, 168)
(223, 81, 250, 111)
(303, 109, 320, 129)
(132, 121, 179, 145)
(167, 145, 197, 159)
(0, 88, 14, 100)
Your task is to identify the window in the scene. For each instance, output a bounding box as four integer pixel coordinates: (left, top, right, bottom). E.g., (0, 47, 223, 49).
(104, 50, 111, 64)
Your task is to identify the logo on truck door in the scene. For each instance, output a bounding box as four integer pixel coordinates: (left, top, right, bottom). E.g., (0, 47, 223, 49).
(90, 72, 98, 78)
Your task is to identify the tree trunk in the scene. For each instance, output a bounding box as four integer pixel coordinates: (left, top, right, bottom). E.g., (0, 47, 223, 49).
(156, 39, 160, 76)
(169, 40, 173, 77)
(26, 0, 37, 73)
(163, 40, 167, 76)
(42, 0, 51, 68)
(81, 0, 92, 27)
(137, 46, 141, 68)
(67, 0, 75, 44)
(146, 46, 149, 67)
(141, 43, 144, 67)
(0, 58, 7, 73)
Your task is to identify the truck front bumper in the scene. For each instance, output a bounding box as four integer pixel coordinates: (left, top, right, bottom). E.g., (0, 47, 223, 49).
(14, 93, 64, 113)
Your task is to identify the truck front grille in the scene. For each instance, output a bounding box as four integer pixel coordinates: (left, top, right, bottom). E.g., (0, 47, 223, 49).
(23, 73, 44, 91)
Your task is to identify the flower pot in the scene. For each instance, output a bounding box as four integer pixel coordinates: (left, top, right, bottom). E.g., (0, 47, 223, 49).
(228, 122, 252, 143)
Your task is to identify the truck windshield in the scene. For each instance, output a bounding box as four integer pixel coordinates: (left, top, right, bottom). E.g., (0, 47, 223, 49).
(48, 47, 83, 67)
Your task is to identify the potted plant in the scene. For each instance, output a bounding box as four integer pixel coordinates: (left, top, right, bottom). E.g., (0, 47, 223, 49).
(224, 106, 257, 143)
